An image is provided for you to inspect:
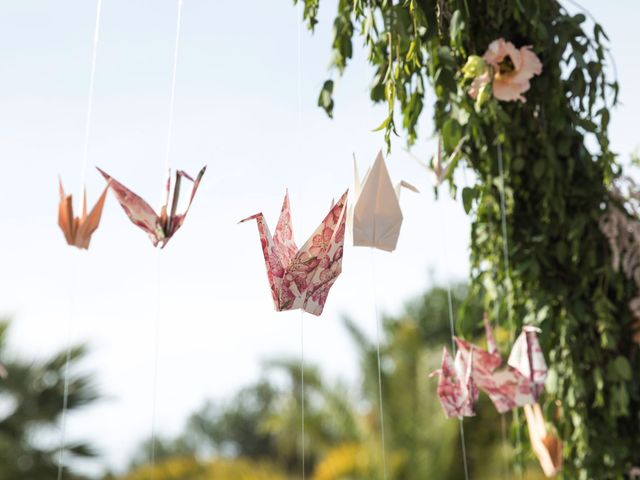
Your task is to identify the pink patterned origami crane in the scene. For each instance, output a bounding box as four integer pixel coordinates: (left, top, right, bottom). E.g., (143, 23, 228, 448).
(240, 190, 348, 316)
(432, 347, 479, 418)
(97, 166, 206, 248)
(432, 315, 547, 418)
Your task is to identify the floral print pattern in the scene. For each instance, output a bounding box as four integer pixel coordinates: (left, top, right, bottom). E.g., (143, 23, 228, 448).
(432, 316, 548, 418)
(97, 166, 206, 248)
(241, 191, 348, 316)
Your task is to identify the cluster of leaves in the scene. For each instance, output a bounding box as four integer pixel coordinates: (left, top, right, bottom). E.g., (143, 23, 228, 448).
(295, 0, 640, 478)
(0, 320, 98, 480)
(112, 457, 288, 480)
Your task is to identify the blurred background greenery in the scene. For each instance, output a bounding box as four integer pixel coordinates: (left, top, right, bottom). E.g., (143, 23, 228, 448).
(0, 284, 552, 479)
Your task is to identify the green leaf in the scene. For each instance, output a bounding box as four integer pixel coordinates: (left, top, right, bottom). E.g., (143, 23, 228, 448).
(441, 118, 462, 152)
(607, 356, 632, 382)
(372, 114, 391, 132)
(533, 160, 545, 180)
(317, 80, 335, 118)
(462, 187, 476, 214)
(449, 10, 464, 49)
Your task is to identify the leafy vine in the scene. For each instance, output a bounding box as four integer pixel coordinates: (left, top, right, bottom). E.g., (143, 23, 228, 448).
(295, 0, 640, 477)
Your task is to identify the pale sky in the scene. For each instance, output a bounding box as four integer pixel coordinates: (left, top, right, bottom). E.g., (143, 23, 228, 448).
(0, 0, 638, 475)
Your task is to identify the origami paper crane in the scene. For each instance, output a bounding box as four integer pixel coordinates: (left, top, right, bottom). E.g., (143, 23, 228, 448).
(408, 136, 466, 187)
(97, 166, 206, 248)
(349, 151, 418, 252)
(524, 403, 562, 477)
(432, 315, 548, 418)
(431, 347, 479, 418)
(58, 179, 109, 250)
(240, 190, 348, 316)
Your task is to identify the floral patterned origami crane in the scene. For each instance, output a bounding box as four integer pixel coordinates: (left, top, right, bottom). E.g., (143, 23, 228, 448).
(97, 166, 206, 248)
(432, 315, 548, 418)
(241, 190, 348, 316)
(58, 179, 109, 250)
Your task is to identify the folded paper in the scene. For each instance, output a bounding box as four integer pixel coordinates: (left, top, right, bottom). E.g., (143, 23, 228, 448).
(430, 347, 478, 418)
(241, 190, 347, 316)
(58, 179, 109, 250)
(432, 315, 547, 417)
(97, 166, 206, 248)
(524, 403, 562, 477)
(409, 137, 465, 187)
(350, 151, 418, 252)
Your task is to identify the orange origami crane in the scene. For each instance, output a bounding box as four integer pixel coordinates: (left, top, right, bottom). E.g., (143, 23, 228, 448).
(524, 403, 563, 477)
(58, 179, 109, 250)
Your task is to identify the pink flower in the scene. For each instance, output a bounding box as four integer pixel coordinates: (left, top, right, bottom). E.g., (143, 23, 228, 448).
(268, 250, 285, 278)
(309, 227, 333, 256)
(469, 38, 542, 103)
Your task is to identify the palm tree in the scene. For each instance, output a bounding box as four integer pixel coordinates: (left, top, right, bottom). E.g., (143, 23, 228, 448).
(0, 320, 99, 480)
(259, 359, 365, 476)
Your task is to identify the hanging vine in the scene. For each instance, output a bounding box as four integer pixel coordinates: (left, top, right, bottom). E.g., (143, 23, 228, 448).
(295, 0, 640, 478)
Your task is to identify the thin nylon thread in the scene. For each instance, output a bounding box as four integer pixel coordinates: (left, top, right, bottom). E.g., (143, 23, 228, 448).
(150, 0, 184, 466)
(80, 0, 103, 189)
(497, 144, 523, 479)
(300, 311, 306, 480)
(480, 162, 510, 478)
(296, 4, 306, 479)
(150, 249, 162, 467)
(370, 248, 388, 479)
(437, 188, 470, 480)
(57, 251, 79, 480)
(164, 0, 184, 173)
(59, 0, 103, 476)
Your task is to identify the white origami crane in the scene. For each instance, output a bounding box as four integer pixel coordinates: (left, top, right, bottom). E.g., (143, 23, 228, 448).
(349, 150, 418, 252)
(408, 136, 466, 186)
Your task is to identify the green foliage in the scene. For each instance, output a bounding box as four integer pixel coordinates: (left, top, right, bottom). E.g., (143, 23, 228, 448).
(113, 457, 288, 480)
(295, 0, 640, 478)
(124, 283, 551, 479)
(129, 381, 281, 469)
(0, 319, 99, 480)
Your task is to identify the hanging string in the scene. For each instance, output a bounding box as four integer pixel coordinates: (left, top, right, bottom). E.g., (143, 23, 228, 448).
(296, 3, 306, 479)
(497, 145, 514, 341)
(150, 0, 184, 467)
(164, 0, 183, 173)
(79, 0, 103, 189)
(57, 252, 79, 480)
(473, 157, 510, 480)
(370, 248, 388, 479)
(300, 310, 306, 480)
(58, 2, 103, 478)
(149, 250, 162, 467)
(497, 144, 523, 479)
(437, 183, 470, 480)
